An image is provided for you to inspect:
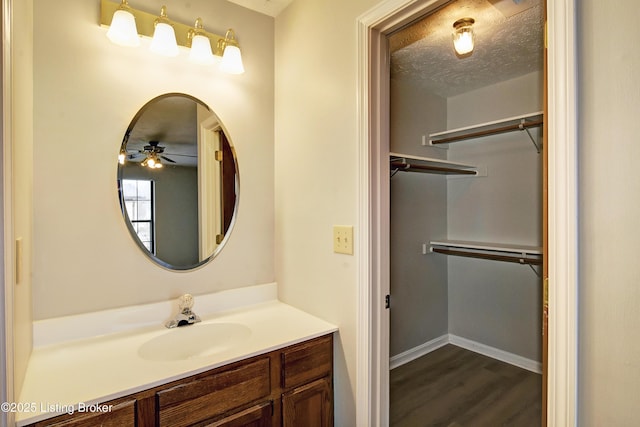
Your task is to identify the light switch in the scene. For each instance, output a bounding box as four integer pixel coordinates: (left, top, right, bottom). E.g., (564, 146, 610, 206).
(333, 225, 354, 255)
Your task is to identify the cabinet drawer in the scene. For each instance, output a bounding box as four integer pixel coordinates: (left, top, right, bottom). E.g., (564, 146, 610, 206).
(281, 335, 332, 389)
(157, 357, 271, 427)
(204, 401, 272, 427)
(30, 398, 136, 427)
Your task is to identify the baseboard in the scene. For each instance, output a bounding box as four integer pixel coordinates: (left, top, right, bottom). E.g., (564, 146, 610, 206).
(389, 334, 448, 370)
(390, 334, 542, 374)
(449, 334, 542, 374)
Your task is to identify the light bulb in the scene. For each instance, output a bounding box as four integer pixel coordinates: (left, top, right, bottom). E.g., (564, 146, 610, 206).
(118, 152, 126, 164)
(147, 157, 156, 168)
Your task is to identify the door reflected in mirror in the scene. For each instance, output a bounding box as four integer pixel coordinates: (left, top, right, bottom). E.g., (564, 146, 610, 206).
(117, 93, 238, 270)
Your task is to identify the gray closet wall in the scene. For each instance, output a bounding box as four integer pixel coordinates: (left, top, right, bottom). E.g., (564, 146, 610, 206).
(390, 70, 543, 363)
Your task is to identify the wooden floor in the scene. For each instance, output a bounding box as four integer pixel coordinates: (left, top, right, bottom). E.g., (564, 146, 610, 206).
(390, 345, 541, 427)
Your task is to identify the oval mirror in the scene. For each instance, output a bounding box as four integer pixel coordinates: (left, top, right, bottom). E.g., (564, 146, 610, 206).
(117, 93, 238, 270)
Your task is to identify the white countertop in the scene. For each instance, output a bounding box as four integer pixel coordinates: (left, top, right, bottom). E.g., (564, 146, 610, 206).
(16, 299, 337, 425)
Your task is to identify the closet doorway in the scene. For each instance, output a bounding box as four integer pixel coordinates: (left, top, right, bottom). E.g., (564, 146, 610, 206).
(386, 0, 546, 425)
(355, 0, 577, 424)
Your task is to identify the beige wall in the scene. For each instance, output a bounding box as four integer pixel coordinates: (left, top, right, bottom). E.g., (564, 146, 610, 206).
(578, 0, 640, 424)
(30, 0, 274, 320)
(274, 0, 380, 424)
(11, 0, 34, 402)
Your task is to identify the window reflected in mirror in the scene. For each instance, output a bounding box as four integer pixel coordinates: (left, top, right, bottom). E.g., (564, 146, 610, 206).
(121, 179, 155, 253)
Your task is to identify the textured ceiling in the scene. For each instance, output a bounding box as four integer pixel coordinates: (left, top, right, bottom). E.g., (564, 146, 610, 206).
(390, 0, 544, 97)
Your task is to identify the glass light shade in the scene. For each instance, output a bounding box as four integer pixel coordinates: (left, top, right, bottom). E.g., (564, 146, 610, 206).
(150, 22, 179, 57)
(452, 18, 475, 55)
(106, 9, 140, 47)
(220, 45, 245, 74)
(453, 29, 474, 55)
(189, 35, 215, 65)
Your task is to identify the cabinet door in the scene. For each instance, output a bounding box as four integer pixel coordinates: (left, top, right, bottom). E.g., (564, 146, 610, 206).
(30, 399, 136, 427)
(204, 402, 272, 427)
(282, 378, 332, 427)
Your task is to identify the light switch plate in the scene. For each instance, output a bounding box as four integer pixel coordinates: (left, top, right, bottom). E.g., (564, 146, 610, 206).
(333, 225, 354, 255)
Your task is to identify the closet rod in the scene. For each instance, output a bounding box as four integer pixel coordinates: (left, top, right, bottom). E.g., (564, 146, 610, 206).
(431, 247, 542, 265)
(431, 119, 543, 145)
(390, 161, 476, 175)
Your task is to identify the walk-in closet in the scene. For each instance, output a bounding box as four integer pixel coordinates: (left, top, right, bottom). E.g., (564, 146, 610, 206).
(387, 0, 545, 425)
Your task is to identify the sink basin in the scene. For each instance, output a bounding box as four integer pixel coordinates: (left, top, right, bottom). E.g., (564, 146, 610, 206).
(138, 322, 251, 362)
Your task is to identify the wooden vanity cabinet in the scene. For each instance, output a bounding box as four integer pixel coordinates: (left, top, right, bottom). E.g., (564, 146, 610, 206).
(26, 334, 333, 427)
(281, 335, 333, 427)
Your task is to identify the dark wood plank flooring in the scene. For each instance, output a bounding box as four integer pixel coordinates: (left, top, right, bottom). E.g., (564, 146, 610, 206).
(390, 344, 541, 427)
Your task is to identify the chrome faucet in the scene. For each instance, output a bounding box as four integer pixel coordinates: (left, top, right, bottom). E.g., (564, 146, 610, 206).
(165, 294, 201, 328)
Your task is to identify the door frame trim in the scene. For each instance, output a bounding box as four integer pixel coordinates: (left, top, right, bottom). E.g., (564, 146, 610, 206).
(356, 0, 577, 425)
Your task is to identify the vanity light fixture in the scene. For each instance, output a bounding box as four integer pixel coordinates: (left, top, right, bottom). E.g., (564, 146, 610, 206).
(188, 18, 216, 65)
(118, 148, 126, 165)
(452, 18, 475, 56)
(149, 6, 179, 57)
(100, 0, 245, 74)
(105, 0, 139, 47)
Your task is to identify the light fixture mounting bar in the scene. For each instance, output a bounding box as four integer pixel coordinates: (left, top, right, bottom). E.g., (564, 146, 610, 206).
(100, 0, 226, 55)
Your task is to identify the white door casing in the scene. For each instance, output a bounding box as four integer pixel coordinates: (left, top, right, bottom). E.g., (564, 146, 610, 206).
(355, 0, 577, 426)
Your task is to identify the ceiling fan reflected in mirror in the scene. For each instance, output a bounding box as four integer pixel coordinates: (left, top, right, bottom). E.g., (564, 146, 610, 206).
(120, 140, 196, 169)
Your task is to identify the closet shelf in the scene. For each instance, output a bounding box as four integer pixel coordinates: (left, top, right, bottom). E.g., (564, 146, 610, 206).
(390, 152, 478, 176)
(427, 111, 543, 149)
(429, 240, 542, 265)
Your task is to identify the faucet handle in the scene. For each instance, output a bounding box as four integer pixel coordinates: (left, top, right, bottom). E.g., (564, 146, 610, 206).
(178, 294, 195, 312)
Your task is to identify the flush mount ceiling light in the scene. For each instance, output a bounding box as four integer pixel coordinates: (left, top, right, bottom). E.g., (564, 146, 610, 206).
(150, 6, 179, 57)
(106, 0, 139, 47)
(452, 17, 475, 56)
(100, 0, 245, 74)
